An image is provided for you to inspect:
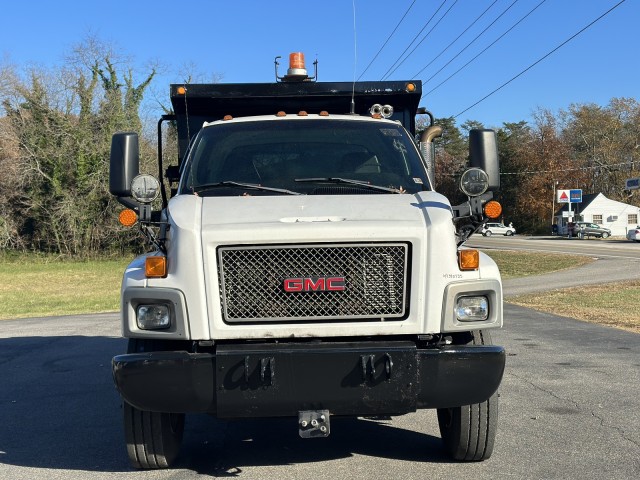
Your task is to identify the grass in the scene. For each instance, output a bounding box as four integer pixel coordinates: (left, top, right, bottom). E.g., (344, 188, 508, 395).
(482, 250, 594, 279)
(0, 254, 129, 320)
(0, 251, 637, 335)
(507, 281, 640, 334)
(484, 250, 639, 334)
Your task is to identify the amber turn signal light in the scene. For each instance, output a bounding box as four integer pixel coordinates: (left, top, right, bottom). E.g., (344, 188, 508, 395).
(118, 209, 137, 227)
(145, 256, 167, 278)
(458, 249, 480, 271)
(484, 200, 502, 219)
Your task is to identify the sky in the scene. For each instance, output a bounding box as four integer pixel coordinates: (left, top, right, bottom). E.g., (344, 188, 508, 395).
(0, 0, 637, 128)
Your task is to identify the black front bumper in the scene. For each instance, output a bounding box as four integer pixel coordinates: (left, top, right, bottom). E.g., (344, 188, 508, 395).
(112, 340, 505, 417)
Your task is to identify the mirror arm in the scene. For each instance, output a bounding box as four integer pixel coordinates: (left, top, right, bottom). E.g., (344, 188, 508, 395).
(116, 197, 139, 210)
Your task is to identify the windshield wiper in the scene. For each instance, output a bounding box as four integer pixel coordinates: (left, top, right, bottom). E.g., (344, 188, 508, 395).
(192, 181, 302, 196)
(295, 177, 405, 194)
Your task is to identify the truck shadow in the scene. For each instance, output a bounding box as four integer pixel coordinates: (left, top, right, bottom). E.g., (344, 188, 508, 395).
(0, 335, 449, 476)
(182, 415, 447, 476)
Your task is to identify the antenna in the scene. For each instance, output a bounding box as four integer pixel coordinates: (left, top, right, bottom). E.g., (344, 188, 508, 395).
(350, 0, 357, 115)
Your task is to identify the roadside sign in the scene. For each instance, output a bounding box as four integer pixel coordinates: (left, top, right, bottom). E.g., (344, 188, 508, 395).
(557, 190, 570, 203)
(562, 211, 569, 217)
(570, 189, 582, 203)
(626, 177, 640, 190)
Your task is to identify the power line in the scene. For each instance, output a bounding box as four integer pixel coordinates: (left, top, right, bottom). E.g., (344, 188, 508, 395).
(422, 0, 522, 86)
(423, 0, 547, 99)
(379, 0, 449, 80)
(357, 0, 417, 81)
(382, 0, 459, 81)
(454, 0, 628, 119)
(412, 0, 500, 79)
(499, 160, 636, 175)
(443, 160, 637, 176)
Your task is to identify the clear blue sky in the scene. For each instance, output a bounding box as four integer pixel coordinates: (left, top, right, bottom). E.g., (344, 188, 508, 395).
(1, 0, 636, 128)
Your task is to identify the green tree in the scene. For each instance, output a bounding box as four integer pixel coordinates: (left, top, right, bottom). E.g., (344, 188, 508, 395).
(0, 47, 156, 255)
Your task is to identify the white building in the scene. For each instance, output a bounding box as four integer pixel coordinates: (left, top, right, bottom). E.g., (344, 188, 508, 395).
(554, 193, 640, 237)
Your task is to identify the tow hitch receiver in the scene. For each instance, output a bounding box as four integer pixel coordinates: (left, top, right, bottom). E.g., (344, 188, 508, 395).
(299, 410, 330, 438)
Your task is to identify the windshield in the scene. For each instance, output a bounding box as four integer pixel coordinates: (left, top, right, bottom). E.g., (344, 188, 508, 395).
(179, 118, 431, 196)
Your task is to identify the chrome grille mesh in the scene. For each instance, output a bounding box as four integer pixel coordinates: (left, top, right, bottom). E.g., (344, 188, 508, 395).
(218, 243, 408, 322)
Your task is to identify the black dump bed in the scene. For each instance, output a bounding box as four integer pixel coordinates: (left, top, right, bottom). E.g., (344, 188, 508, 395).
(169, 81, 422, 165)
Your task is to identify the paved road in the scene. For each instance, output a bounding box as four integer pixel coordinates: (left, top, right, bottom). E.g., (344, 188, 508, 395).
(467, 235, 640, 296)
(1, 312, 638, 480)
(1, 238, 639, 479)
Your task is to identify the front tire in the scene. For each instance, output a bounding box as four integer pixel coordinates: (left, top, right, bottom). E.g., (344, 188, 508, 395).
(505, 231, 513, 236)
(123, 339, 185, 469)
(484, 230, 492, 237)
(437, 331, 498, 461)
(124, 403, 185, 469)
(601, 232, 610, 239)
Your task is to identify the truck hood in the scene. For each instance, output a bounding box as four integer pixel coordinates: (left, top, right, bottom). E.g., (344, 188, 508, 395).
(165, 192, 455, 245)
(198, 192, 452, 231)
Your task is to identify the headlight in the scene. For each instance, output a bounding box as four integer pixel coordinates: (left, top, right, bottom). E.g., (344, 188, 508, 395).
(459, 168, 489, 197)
(455, 296, 489, 322)
(136, 304, 171, 329)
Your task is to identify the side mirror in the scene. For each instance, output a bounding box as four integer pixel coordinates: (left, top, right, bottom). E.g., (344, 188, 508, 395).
(109, 132, 140, 197)
(468, 129, 499, 190)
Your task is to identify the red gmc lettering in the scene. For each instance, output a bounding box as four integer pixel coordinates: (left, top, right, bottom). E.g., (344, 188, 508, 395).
(304, 278, 325, 291)
(283, 276, 346, 292)
(326, 277, 346, 291)
(283, 278, 303, 292)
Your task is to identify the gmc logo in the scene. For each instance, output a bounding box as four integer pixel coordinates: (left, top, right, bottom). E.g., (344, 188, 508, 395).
(283, 276, 346, 292)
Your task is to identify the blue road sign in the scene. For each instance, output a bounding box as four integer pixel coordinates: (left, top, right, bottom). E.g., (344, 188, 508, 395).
(570, 189, 582, 203)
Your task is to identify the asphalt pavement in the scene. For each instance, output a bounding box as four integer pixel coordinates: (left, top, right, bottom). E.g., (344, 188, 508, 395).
(0, 310, 638, 480)
(1, 238, 639, 479)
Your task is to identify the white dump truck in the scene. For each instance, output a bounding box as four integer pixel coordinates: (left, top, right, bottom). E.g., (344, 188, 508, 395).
(109, 53, 505, 469)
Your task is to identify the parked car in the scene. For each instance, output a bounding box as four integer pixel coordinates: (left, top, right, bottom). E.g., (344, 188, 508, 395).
(571, 222, 611, 238)
(482, 222, 516, 236)
(627, 226, 640, 242)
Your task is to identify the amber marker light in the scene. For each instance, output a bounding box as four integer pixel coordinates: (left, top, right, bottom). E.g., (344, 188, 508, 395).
(176, 86, 186, 95)
(458, 249, 480, 271)
(145, 256, 167, 278)
(405, 82, 416, 92)
(118, 209, 137, 227)
(223, 115, 233, 121)
(276, 111, 287, 117)
(319, 111, 329, 116)
(484, 200, 503, 219)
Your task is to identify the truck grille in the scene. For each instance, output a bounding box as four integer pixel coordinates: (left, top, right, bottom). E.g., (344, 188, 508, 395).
(218, 243, 409, 322)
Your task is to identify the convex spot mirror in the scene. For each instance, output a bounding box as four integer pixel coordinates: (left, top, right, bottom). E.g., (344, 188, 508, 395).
(131, 174, 160, 204)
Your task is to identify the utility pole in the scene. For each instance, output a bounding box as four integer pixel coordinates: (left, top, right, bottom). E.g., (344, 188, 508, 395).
(551, 180, 558, 231)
